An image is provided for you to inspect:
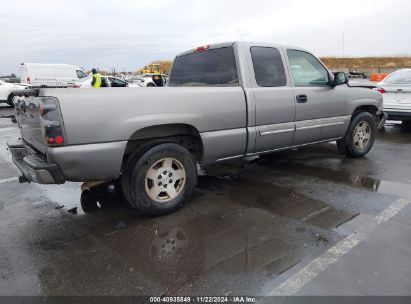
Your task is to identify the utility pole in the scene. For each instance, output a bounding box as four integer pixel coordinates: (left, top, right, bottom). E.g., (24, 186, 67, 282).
(341, 32, 345, 71)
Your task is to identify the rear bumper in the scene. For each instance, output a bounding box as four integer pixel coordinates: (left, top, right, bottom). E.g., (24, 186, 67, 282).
(385, 110, 411, 121)
(7, 139, 65, 184)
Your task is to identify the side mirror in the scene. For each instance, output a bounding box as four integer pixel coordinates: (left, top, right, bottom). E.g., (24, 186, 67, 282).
(331, 72, 348, 87)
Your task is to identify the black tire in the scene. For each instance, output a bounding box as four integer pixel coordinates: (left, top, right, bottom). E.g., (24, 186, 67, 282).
(124, 143, 197, 216)
(7, 94, 15, 107)
(402, 120, 411, 128)
(80, 190, 100, 213)
(146, 83, 156, 87)
(339, 112, 376, 158)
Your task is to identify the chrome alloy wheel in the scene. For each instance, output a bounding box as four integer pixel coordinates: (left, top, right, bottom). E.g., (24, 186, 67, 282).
(353, 121, 371, 150)
(145, 157, 186, 203)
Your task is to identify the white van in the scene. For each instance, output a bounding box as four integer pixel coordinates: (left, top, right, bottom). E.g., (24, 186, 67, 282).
(20, 63, 88, 87)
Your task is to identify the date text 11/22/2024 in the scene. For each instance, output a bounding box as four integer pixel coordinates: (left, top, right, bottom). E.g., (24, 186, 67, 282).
(149, 296, 256, 303)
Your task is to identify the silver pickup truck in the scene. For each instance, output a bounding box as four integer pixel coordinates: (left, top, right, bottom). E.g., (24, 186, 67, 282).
(9, 41, 387, 216)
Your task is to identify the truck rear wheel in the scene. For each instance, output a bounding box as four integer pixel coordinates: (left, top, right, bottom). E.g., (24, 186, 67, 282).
(337, 112, 376, 158)
(124, 143, 197, 216)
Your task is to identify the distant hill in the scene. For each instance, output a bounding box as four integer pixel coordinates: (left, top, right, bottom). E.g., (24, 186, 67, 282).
(320, 56, 411, 69)
(135, 57, 411, 75)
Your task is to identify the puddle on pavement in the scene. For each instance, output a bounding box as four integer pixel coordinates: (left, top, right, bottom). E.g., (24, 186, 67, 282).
(377, 122, 411, 145)
(198, 175, 356, 230)
(32, 200, 334, 296)
(39, 182, 128, 216)
(26, 166, 350, 295)
(256, 156, 411, 198)
(17, 137, 410, 295)
(39, 182, 85, 215)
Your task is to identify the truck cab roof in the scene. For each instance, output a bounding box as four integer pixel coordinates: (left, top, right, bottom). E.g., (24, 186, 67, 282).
(175, 41, 310, 58)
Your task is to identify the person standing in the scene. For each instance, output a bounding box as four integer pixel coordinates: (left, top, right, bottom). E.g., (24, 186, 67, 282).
(91, 68, 102, 88)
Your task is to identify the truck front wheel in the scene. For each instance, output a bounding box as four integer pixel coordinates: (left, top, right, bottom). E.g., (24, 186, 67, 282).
(124, 143, 197, 216)
(337, 112, 376, 158)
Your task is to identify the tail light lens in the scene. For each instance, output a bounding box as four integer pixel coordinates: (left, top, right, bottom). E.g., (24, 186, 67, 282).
(376, 87, 385, 93)
(27, 77, 31, 83)
(39, 97, 66, 146)
(195, 45, 210, 52)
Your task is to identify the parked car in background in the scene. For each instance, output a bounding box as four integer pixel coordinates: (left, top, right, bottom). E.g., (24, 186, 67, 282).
(69, 75, 140, 88)
(138, 73, 168, 87)
(126, 76, 144, 85)
(126, 74, 168, 87)
(0, 76, 20, 84)
(348, 69, 367, 79)
(376, 68, 411, 126)
(20, 63, 88, 87)
(0, 80, 27, 106)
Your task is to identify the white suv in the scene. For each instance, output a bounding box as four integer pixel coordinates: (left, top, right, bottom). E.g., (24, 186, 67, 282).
(0, 80, 27, 106)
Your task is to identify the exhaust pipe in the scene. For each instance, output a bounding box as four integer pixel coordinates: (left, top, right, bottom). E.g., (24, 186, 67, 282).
(81, 180, 106, 192)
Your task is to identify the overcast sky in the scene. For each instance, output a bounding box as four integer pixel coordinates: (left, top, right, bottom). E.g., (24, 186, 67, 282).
(0, 0, 410, 75)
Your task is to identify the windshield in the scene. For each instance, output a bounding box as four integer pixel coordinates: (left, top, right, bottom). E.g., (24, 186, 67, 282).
(169, 47, 239, 87)
(384, 69, 411, 84)
(74, 75, 92, 83)
(76, 70, 87, 78)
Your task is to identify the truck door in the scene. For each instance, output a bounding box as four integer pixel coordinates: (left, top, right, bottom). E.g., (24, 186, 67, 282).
(250, 47, 296, 153)
(286, 49, 349, 146)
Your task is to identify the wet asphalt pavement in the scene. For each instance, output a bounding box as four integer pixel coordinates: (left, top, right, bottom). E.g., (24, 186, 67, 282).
(0, 104, 410, 296)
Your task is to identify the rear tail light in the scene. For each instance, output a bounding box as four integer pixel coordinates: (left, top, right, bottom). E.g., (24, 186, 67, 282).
(39, 97, 66, 146)
(73, 84, 80, 88)
(375, 87, 385, 93)
(27, 77, 31, 83)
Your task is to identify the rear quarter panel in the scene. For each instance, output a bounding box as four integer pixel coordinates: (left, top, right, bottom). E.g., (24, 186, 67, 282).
(41, 87, 247, 164)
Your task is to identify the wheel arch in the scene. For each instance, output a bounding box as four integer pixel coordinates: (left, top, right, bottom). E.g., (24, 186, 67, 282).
(7, 92, 16, 106)
(352, 104, 379, 117)
(122, 123, 204, 167)
(7, 92, 15, 101)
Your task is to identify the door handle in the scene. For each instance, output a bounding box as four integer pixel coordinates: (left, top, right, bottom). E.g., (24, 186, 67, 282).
(296, 95, 308, 103)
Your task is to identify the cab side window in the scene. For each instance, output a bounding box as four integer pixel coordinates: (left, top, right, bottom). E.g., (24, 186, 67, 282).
(287, 50, 329, 86)
(251, 47, 287, 87)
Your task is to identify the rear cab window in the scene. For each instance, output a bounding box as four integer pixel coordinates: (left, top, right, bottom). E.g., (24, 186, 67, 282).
(169, 47, 239, 87)
(251, 47, 287, 87)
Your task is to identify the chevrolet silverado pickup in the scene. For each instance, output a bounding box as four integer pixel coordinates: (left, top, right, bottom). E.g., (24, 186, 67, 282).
(8, 41, 387, 216)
